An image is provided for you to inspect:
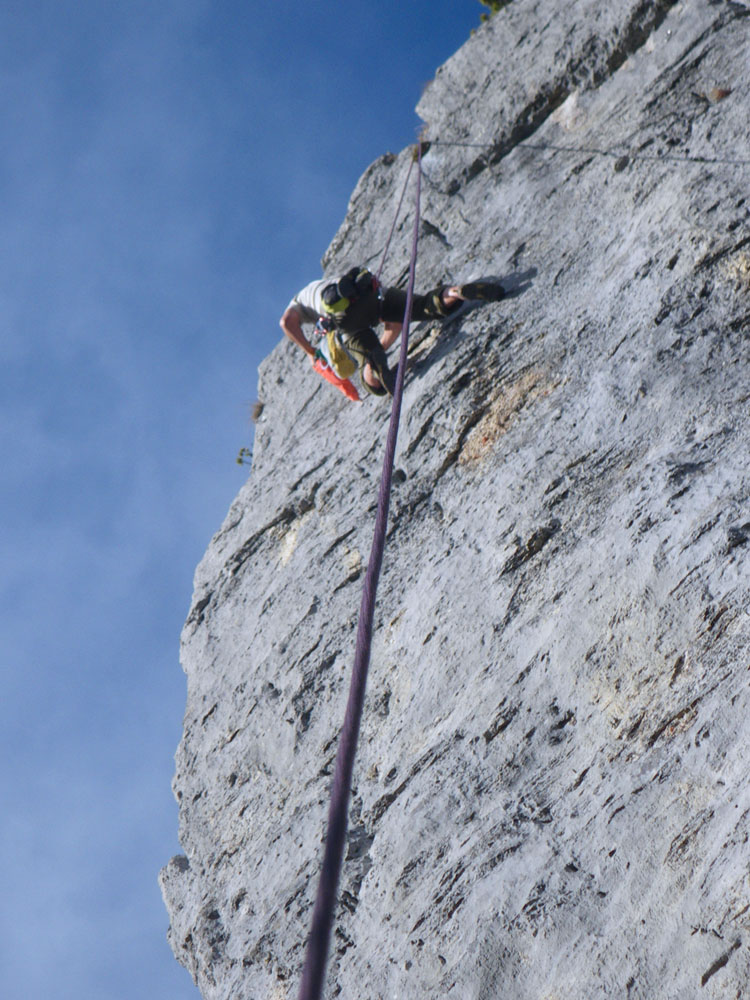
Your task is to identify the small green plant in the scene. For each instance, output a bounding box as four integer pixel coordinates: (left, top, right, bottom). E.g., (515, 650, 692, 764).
(236, 447, 253, 467)
(478, 0, 505, 22)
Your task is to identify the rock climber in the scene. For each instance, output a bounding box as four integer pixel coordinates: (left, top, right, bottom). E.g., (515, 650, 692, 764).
(279, 266, 505, 399)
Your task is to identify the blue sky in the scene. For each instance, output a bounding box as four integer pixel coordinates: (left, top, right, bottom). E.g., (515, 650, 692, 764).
(0, 2, 483, 997)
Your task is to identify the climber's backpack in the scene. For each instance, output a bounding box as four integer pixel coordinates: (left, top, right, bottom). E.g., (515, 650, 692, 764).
(320, 267, 380, 332)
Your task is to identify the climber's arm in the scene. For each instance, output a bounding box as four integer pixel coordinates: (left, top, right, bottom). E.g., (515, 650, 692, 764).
(280, 305, 316, 359)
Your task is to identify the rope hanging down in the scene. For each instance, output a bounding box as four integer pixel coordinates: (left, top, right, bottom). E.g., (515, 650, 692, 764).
(376, 155, 414, 282)
(297, 144, 423, 1000)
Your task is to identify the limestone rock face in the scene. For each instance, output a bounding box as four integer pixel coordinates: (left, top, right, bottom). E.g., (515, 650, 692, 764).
(160, 2, 750, 997)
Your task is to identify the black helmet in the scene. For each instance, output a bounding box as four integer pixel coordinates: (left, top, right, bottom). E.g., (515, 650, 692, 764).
(321, 267, 375, 316)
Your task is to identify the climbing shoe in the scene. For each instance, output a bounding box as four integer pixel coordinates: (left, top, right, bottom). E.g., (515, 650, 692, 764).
(458, 280, 506, 302)
(429, 289, 454, 317)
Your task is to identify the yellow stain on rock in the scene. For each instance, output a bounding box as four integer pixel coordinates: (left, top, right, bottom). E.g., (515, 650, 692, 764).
(459, 369, 557, 464)
(276, 510, 315, 567)
(343, 546, 363, 575)
(278, 523, 299, 566)
(726, 251, 750, 291)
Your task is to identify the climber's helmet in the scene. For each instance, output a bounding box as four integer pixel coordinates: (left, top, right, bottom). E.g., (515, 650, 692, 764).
(321, 268, 376, 316)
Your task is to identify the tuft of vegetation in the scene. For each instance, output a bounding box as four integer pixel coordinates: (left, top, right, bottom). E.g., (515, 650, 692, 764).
(477, 0, 507, 22)
(236, 447, 253, 467)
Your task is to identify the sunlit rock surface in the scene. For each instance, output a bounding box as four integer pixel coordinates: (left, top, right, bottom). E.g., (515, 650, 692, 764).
(160, 1, 750, 996)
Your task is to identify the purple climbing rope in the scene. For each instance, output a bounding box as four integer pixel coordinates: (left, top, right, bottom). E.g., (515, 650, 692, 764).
(297, 144, 423, 1000)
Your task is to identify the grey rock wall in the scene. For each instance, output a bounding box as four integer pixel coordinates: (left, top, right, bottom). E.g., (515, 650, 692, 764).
(161, 1, 750, 997)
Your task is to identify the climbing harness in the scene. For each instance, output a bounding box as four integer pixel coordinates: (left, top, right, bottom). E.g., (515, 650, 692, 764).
(297, 142, 423, 1000)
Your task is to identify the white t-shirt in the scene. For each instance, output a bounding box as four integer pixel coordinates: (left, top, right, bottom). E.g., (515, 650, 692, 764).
(287, 280, 331, 326)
